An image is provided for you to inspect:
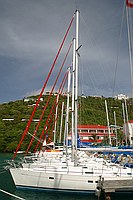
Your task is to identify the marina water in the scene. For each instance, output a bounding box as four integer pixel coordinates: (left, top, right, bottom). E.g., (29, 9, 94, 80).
(0, 153, 132, 200)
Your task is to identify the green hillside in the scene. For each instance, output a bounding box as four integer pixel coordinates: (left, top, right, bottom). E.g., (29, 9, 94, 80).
(0, 95, 132, 152)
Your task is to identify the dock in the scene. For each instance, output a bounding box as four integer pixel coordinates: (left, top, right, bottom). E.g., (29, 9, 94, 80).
(95, 176, 133, 200)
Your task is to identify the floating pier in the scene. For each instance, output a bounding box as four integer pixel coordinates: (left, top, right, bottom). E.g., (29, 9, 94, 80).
(95, 176, 133, 200)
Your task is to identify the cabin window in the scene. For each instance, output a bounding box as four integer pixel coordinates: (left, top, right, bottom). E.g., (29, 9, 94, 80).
(127, 173, 132, 175)
(85, 172, 94, 174)
(49, 177, 54, 180)
(88, 180, 93, 183)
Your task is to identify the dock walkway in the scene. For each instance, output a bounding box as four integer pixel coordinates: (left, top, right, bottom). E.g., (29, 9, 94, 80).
(95, 177, 133, 200)
(102, 178, 133, 193)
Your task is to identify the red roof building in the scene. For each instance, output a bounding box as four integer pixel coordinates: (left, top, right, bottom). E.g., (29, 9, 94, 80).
(68, 124, 115, 144)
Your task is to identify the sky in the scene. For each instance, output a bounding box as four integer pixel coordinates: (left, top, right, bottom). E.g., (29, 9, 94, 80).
(0, 0, 133, 103)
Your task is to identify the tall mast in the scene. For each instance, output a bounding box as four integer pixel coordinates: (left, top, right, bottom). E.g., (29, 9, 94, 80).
(74, 10, 80, 154)
(64, 67, 71, 157)
(113, 111, 118, 146)
(53, 94, 59, 145)
(124, 99, 129, 145)
(59, 101, 64, 143)
(126, 1, 133, 146)
(71, 38, 76, 161)
(126, 0, 133, 101)
(122, 102, 127, 144)
(105, 100, 112, 146)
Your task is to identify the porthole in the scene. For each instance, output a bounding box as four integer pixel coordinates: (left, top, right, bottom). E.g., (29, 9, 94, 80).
(88, 180, 93, 183)
(49, 177, 54, 180)
(85, 172, 94, 174)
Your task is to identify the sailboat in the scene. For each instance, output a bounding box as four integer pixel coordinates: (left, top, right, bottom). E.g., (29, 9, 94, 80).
(9, 9, 133, 195)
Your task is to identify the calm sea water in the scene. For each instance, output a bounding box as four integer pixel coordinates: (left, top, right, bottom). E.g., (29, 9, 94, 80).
(0, 153, 133, 200)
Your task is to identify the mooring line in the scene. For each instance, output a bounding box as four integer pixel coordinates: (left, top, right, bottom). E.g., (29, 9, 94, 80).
(0, 188, 25, 200)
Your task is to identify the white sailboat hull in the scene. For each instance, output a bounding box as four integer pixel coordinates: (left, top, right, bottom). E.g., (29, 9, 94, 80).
(10, 168, 98, 193)
(10, 165, 133, 193)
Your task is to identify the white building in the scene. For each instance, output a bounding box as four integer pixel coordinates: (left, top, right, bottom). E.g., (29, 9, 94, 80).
(114, 94, 129, 100)
(23, 97, 35, 102)
(2, 118, 14, 121)
(123, 120, 133, 145)
(23, 97, 43, 102)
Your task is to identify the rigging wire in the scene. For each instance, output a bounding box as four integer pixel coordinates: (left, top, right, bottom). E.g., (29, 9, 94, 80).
(25, 42, 72, 154)
(78, 3, 130, 126)
(39, 95, 65, 151)
(80, 14, 111, 94)
(126, 3, 133, 101)
(34, 71, 68, 152)
(112, 0, 126, 97)
(79, 14, 109, 125)
(79, 15, 103, 93)
(13, 13, 75, 160)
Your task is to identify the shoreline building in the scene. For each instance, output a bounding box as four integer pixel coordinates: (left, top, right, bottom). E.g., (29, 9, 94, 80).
(68, 124, 116, 146)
